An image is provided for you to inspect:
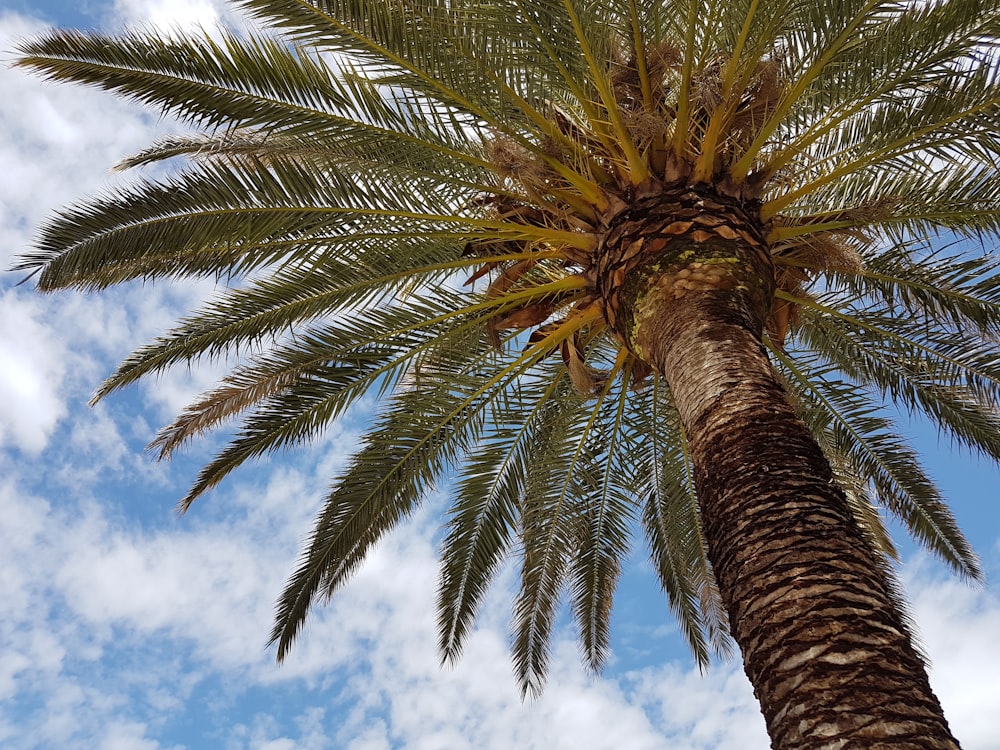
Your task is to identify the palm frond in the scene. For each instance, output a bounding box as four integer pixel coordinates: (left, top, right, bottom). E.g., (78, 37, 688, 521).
(511, 389, 592, 697)
(273, 332, 553, 658)
(566, 355, 634, 673)
(774, 347, 981, 580)
(94, 251, 543, 399)
(800, 310, 1000, 465)
(629, 379, 733, 666)
(437, 360, 569, 663)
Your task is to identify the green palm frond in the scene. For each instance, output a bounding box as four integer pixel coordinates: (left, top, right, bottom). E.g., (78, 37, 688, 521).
(566, 358, 634, 674)
(168, 318, 458, 507)
(98, 263, 523, 399)
(513, 387, 592, 697)
(15, 156, 481, 288)
(629, 379, 733, 667)
(17, 28, 353, 129)
(273, 328, 548, 657)
(774, 346, 981, 580)
(801, 310, 1000, 463)
(437, 358, 567, 664)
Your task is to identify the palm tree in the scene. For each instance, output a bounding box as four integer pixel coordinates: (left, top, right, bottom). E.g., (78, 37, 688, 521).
(15, 0, 1000, 746)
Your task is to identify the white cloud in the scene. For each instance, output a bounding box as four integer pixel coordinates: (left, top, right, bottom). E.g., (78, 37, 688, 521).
(0, 291, 68, 453)
(342, 720, 391, 750)
(0, 12, 196, 455)
(108, 0, 250, 36)
(112, 0, 221, 28)
(0, 20, 154, 267)
(3, 389, 1000, 749)
(0, 281, 223, 458)
(906, 562, 1000, 748)
(99, 721, 164, 750)
(2, 11, 272, 444)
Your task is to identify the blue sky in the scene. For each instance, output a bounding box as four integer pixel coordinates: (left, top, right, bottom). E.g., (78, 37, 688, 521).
(1, 2, 999, 748)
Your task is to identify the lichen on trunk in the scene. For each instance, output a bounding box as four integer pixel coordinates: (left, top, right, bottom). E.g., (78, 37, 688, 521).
(595, 186, 774, 356)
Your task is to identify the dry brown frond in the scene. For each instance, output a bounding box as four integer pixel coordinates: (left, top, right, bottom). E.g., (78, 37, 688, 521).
(624, 110, 669, 142)
(561, 335, 606, 395)
(645, 42, 683, 87)
(692, 57, 726, 112)
(488, 137, 550, 185)
(730, 58, 787, 150)
(778, 199, 899, 230)
(774, 233, 866, 274)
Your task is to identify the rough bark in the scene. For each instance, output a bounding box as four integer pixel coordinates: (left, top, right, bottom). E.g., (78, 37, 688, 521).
(600, 187, 960, 749)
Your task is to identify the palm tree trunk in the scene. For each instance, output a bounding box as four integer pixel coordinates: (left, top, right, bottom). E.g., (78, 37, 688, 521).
(603, 190, 960, 749)
(653, 311, 959, 749)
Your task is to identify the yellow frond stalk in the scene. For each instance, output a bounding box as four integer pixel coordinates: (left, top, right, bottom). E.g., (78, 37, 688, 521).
(731, 0, 884, 182)
(671, 0, 700, 164)
(627, 0, 654, 112)
(557, 0, 648, 185)
(691, 0, 760, 184)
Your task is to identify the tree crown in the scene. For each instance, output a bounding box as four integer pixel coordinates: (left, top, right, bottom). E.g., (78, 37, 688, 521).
(14, 0, 1000, 695)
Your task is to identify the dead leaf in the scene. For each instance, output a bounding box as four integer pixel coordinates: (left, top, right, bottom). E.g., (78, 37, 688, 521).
(562, 336, 606, 395)
(464, 262, 499, 286)
(487, 259, 538, 297)
(768, 300, 792, 348)
(494, 302, 556, 330)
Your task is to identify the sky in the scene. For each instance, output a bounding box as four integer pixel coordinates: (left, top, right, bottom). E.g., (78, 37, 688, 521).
(0, 2, 999, 748)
